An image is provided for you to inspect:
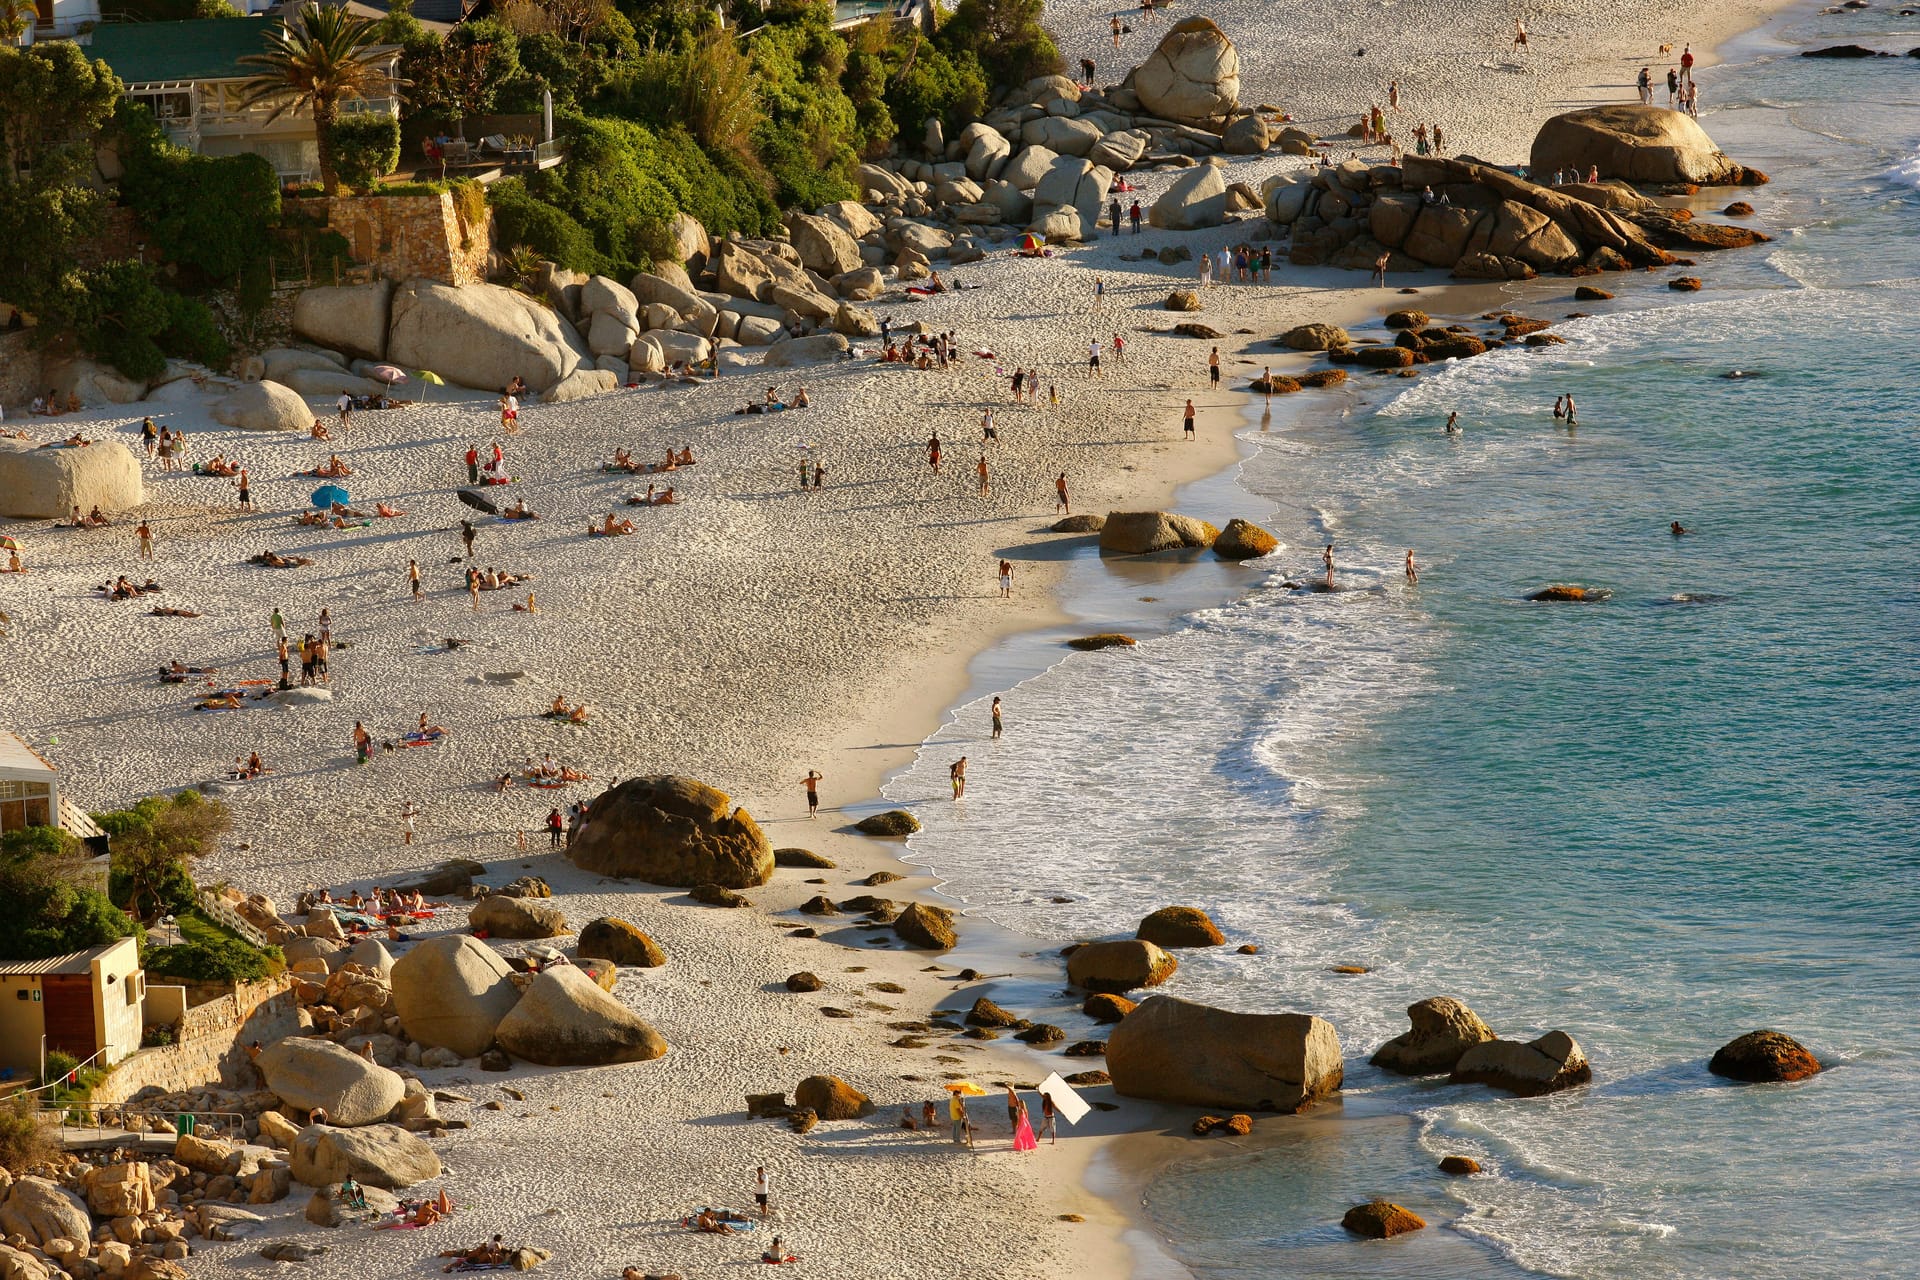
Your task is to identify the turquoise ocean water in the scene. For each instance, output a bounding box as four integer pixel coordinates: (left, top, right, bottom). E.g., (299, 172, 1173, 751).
(885, 6, 1920, 1277)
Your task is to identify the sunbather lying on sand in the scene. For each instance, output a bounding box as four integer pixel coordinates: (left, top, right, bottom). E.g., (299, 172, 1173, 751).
(307, 455, 353, 477)
(439, 1235, 507, 1272)
(294, 510, 330, 526)
(375, 501, 405, 517)
(100, 576, 161, 599)
(501, 499, 538, 520)
(330, 501, 372, 519)
(591, 513, 635, 537)
(149, 606, 201, 617)
(250, 551, 313, 568)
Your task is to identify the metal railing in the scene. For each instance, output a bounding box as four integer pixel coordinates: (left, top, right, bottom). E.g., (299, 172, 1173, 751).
(40, 1103, 247, 1146)
(12, 1047, 108, 1101)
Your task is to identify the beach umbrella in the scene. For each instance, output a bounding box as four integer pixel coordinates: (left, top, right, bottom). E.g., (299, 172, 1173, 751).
(369, 364, 408, 386)
(1036, 1073, 1091, 1126)
(309, 484, 350, 509)
(456, 489, 499, 515)
(416, 369, 445, 402)
(1020, 233, 1045, 251)
(943, 1080, 989, 1096)
(0, 536, 18, 551)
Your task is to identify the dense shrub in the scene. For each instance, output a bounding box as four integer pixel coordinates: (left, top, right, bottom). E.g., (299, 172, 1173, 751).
(159, 293, 231, 370)
(144, 935, 281, 983)
(938, 0, 1060, 90)
(748, 3, 859, 205)
(116, 103, 280, 284)
(0, 837, 137, 959)
(97, 790, 229, 922)
(0, 1097, 57, 1174)
(489, 177, 608, 275)
(328, 112, 402, 193)
(605, 31, 760, 159)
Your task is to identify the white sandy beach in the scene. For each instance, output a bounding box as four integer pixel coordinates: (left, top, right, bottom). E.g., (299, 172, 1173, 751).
(0, 0, 1801, 1275)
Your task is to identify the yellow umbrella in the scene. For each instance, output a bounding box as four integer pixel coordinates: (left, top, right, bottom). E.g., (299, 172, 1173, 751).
(415, 369, 445, 403)
(943, 1080, 989, 1096)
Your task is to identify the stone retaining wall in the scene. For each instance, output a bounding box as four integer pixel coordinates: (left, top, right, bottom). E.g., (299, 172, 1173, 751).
(97, 977, 300, 1102)
(321, 192, 493, 287)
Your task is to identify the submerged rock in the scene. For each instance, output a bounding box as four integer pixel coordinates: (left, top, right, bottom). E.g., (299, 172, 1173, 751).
(1450, 1030, 1592, 1097)
(1708, 1030, 1823, 1083)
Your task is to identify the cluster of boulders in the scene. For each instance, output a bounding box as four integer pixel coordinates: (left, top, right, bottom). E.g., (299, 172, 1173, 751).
(1370, 996, 1591, 1096)
(851, 19, 1305, 246)
(1269, 308, 1570, 375)
(1266, 108, 1769, 281)
(1090, 509, 1279, 559)
(1, 1153, 201, 1280)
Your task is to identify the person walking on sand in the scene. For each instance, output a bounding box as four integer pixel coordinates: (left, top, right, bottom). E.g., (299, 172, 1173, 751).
(499, 391, 519, 433)
(1088, 340, 1102, 378)
(270, 607, 285, 643)
(1389, 79, 1399, 112)
(1374, 251, 1391, 288)
(977, 452, 990, 498)
(1667, 66, 1679, 106)
(234, 467, 252, 511)
(1511, 15, 1528, 55)
(337, 391, 352, 431)
(141, 416, 158, 458)
(1680, 44, 1694, 84)
(461, 519, 477, 561)
(1129, 200, 1142, 234)
(998, 558, 1013, 598)
(802, 770, 823, 818)
(353, 720, 371, 764)
(928, 430, 942, 474)
(546, 807, 564, 849)
(982, 407, 997, 444)
(1208, 346, 1221, 387)
(465, 444, 479, 484)
(1094, 275, 1105, 308)
(469, 571, 481, 613)
(136, 520, 153, 560)
(399, 800, 418, 846)
(275, 633, 290, 686)
(1432, 123, 1445, 156)
(1406, 549, 1418, 584)
(950, 1091, 969, 1144)
(1040, 1091, 1058, 1144)
(408, 558, 422, 601)
(991, 696, 1003, 739)
(1637, 65, 1652, 105)
(950, 757, 968, 798)
(1183, 399, 1196, 440)
(754, 1166, 772, 1219)
(1055, 472, 1070, 515)
(1111, 13, 1121, 47)
(1112, 332, 1126, 364)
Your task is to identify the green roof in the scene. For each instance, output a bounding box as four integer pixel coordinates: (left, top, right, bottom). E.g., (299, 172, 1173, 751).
(87, 18, 283, 86)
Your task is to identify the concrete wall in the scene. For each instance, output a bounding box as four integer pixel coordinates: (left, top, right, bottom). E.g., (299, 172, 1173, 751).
(322, 191, 493, 288)
(94, 977, 299, 1103)
(90, 937, 144, 1067)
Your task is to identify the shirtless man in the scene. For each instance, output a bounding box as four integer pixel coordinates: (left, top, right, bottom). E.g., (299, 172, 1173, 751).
(928, 431, 942, 474)
(1405, 550, 1418, 583)
(949, 757, 968, 799)
(802, 770, 823, 818)
(998, 559, 1013, 598)
(977, 453, 990, 498)
(137, 521, 154, 559)
(1445, 411, 1460, 435)
(1323, 543, 1336, 588)
(1055, 472, 1070, 515)
(991, 696, 1003, 739)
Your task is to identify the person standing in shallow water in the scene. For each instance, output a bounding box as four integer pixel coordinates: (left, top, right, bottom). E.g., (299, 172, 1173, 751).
(991, 696, 1003, 739)
(1406, 549, 1418, 583)
(950, 757, 968, 799)
(1324, 543, 1336, 589)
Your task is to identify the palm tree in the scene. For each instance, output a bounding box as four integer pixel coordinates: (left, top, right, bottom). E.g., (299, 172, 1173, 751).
(1, 0, 40, 46)
(238, 3, 395, 196)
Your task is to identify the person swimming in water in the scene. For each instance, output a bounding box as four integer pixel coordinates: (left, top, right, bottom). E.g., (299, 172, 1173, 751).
(1670, 521, 1690, 536)
(1444, 411, 1460, 435)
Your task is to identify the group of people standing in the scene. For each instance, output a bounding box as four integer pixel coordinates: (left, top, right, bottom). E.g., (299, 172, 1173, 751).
(1640, 46, 1700, 116)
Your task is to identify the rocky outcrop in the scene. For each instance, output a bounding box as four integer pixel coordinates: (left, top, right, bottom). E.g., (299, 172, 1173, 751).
(212, 379, 313, 432)
(1342, 1201, 1426, 1238)
(1708, 1030, 1823, 1083)
(257, 1037, 406, 1126)
(854, 809, 920, 836)
(1212, 519, 1279, 560)
(390, 935, 521, 1057)
(577, 918, 665, 967)
(1067, 939, 1179, 993)
(1107, 995, 1344, 1111)
(569, 775, 773, 888)
(1084, 993, 1136, 1023)
(793, 1075, 874, 1120)
(1137, 906, 1226, 948)
(762, 334, 849, 366)
(1066, 634, 1136, 651)
(1371, 997, 1498, 1075)
(1439, 1155, 1481, 1176)
(1150, 164, 1230, 230)
(287, 1124, 442, 1190)
(0, 1178, 92, 1249)
(1127, 18, 1240, 125)
(469, 894, 567, 939)
(0, 439, 143, 519)
(493, 965, 668, 1066)
(1450, 1030, 1592, 1096)
(1278, 323, 1349, 351)
(45, 355, 149, 405)
(1531, 105, 1766, 186)
(894, 903, 957, 949)
(1052, 513, 1106, 533)
(386, 280, 588, 394)
(291, 281, 391, 361)
(1099, 511, 1220, 554)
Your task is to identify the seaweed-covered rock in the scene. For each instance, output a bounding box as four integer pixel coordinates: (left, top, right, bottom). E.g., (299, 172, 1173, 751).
(1137, 906, 1227, 947)
(1067, 634, 1137, 651)
(1084, 993, 1137, 1023)
(774, 848, 836, 868)
(855, 810, 921, 836)
(1708, 1030, 1823, 1083)
(1439, 1155, 1481, 1176)
(1067, 939, 1178, 993)
(1211, 520, 1279, 561)
(569, 775, 773, 888)
(793, 1075, 873, 1120)
(894, 903, 958, 950)
(1342, 1201, 1426, 1238)
(1279, 323, 1350, 351)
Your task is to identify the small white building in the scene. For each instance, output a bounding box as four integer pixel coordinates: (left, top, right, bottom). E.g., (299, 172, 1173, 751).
(18, 0, 103, 44)
(0, 731, 58, 837)
(0, 937, 147, 1079)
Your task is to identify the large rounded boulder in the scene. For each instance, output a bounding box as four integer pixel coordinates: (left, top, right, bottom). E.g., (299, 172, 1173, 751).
(569, 775, 774, 889)
(256, 1037, 406, 1126)
(1529, 105, 1754, 186)
(0, 1177, 92, 1249)
(1099, 511, 1220, 555)
(1107, 995, 1344, 1112)
(1450, 1030, 1592, 1097)
(493, 965, 668, 1066)
(577, 918, 665, 967)
(1212, 519, 1279, 560)
(0, 439, 143, 519)
(1067, 939, 1179, 993)
(1371, 997, 1497, 1076)
(1148, 164, 1229, 231)
(793, 1075, 874, 1120)
(385, 279, 588, 394)
(469, 894, 567, 939)
(212, 379, 313, 432)
(1129, 17, 1240, 125)
(288, 1124, 441, 1190)
(290, 281, 392, 361)
(390, 935, 521, 1057)
(1137, 906, 1226, 948)
(1708, 1029, 1823, 1083)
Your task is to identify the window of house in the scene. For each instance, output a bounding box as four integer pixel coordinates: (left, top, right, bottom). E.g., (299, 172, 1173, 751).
(0, 780, 52, 833)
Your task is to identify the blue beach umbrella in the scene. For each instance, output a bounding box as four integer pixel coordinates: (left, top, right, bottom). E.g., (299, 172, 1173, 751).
(310, 484, 350, 509)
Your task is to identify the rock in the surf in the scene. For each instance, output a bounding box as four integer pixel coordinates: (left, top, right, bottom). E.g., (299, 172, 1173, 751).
(1371, 997, 1497, 1075)
(1211, 519, 1279, 561)
(1136, 906, 1227, 948)
(1107, 995, 1344, 1111)
(1708, 1030, 1823, 1083)
(1342, 1200, 1426, 1238)
(1067, 939, 1179, 993)
(1450, 1029, 1592, 1097)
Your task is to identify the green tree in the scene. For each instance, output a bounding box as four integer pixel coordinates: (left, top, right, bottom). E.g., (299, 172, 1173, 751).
(97, 791, 229, 923)
(0, 826, 137, 961)
(328, 111, 401, 192)
(239, 3, 398, 196)
(63, 260, 174, 381)
(0, 43, 123, 309)
(376, 0, 427, 44)
(748, 0, 859, 205)
(116, 101, 281, 283)
(406, 19, 520, 137)
(937, 0, 1060, 90)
